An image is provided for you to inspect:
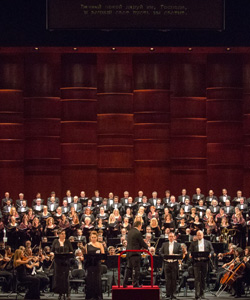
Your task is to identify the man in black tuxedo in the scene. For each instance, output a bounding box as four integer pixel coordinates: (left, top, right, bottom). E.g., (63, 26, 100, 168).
(121, 191, 129, 206)
(1, 192, 13, 207)
(123, 221, 148, 288)
(70, 196, 82, 214)
(178, 189, 190, 204)
(189, 230, 214, 300)
(192, 188, 205, 205)
(135, 190, 144, 204)
(181, 198, 193, 214)
(47, 196, 59, 214)
(47, 191, 60, 205)
(160, 232, 182, 300)
(16, 193, 28, 209)
(149, 191, 158, 207)
(219, 188, 231, 205)
(223, 199, 234, 215)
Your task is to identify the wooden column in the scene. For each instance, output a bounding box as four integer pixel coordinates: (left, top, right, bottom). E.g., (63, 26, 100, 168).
(0, 90, 24, 196)
(133, 54, 171, 196)
(207, 54, 243, 196)
(170, 54, 207, 196)
(97, 54, 134, 196)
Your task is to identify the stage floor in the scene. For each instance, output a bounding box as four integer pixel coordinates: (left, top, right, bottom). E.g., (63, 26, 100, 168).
(0, 290, 248, 300)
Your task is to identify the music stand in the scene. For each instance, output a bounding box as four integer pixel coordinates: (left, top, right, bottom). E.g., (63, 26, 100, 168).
(191, 251, 210, 261)
(163, 254, 182, 261)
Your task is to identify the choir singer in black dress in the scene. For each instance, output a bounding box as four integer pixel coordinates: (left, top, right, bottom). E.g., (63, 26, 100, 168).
(160, 232, 182, 300)
(85, 230, 105, 300)
(51, 230, 73, 300)
(123, 220, 149, 288)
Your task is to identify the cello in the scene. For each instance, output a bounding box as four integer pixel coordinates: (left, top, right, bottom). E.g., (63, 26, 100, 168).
(216, 258, 245, 296)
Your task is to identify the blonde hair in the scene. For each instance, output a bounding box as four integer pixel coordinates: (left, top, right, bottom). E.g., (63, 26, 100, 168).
(13, 249, 23, 268)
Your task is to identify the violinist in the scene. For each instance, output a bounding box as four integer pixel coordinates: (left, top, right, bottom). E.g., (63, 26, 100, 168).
(0, 245, 14, 292)
(13, 249, 40, 299)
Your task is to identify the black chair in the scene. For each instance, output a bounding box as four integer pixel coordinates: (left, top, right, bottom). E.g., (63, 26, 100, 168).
(69, 269, 85, 294)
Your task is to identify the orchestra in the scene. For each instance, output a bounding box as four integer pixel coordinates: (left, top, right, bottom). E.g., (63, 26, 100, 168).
(0, 188, 250, 299)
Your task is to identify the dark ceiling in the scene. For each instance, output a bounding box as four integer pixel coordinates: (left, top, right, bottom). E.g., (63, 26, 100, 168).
(0, 0, 250, 47)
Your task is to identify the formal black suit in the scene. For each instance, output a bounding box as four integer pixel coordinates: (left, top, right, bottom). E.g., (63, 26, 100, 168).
(189, 239, 214, 299)
(47, 202, 59, 214)
(1, 198, 13, 207)
(192, 194, 205, 205)
(181, 204, 193, 214)
(70, 202, 82, 214)
(160, 241, 182, 298)
(32, 198, 44, 206)
(209, 205, 220, 215)
(120, 198, 129, 206)
(178, 195, 190, 204)
(74, 235, 87, 245)
(205, 196, 218, 205)
(149, 198, 158, 207)
(134, 197, 143, 204)
(47, 197, 60, 205)
(223, 205, 234, 215)
(91, 197, 103, 207)
(219, 195, 231, 204)
(123, 227, 148, 287)
(16, 199, 28, 208)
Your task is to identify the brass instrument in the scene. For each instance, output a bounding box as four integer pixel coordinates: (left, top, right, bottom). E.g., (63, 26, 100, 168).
(220, 228, 237, 245)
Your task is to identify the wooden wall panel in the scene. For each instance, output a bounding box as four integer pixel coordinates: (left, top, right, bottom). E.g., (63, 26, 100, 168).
(243, 93, 250, 195)
(207, 87, 243, 196)
(0, 49, 249, 199)
(171, 96, 207, 196)
(0, 90, 24, 198)
(0, 55, 24, 90)
(61, 54, 97, 87)
(133, 89, 171, 194)
(61, 86, 97, 196)
(24, 97, 61, 202)
(24, 54, 61, 97)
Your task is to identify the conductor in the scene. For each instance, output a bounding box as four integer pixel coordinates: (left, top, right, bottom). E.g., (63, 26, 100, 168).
(189, 230, 214, 300)
(123, 220, 149, 288)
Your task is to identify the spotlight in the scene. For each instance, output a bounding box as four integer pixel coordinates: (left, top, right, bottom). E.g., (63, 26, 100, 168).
(34, 47, 39, 51)
(188, 48, 193, 51)
(149, 48, 155, 51)
(111, 47, 116, 51)
(73, 47, 78, 51)
(226, 48, 231, 51)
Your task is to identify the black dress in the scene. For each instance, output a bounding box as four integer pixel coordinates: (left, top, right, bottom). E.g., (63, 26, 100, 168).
(16, 264, 40, 299)
(51, 239, 73, 294)
(85, 243, 103, 300)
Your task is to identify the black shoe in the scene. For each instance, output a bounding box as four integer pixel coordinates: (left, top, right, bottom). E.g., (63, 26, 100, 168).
(234, 295, 241, 298)
(133, 284, 142, 288)
(172, 296, 178, 299)
(123, 285, 128, 288)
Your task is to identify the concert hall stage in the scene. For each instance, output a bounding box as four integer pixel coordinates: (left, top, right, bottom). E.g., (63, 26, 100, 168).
(0, 291, 249, 300)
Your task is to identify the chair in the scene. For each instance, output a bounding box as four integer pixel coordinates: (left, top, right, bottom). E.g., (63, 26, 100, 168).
(101, 264, 109, 296)
(69, 269, 85, 294)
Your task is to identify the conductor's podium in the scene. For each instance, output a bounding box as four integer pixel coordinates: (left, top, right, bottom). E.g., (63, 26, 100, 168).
(112, 250, 160, 300)
(112, 285, 160, 300)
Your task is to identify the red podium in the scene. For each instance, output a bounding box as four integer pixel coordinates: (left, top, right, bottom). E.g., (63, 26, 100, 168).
(112, 250, 160, 300)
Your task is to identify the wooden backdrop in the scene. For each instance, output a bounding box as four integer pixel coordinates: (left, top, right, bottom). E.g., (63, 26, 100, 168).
(0, 47, 249, 203)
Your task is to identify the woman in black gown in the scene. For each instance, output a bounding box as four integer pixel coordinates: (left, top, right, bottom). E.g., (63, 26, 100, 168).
(13, 249, 40, 299)
(85, 230, 105, 300)
(51, 230, 73, 300)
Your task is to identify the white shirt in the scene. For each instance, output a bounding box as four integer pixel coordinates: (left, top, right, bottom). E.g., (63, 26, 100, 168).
(198, 238, 205, 251)
(169, 242, 174, 255)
